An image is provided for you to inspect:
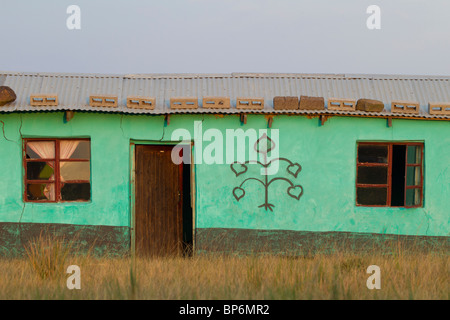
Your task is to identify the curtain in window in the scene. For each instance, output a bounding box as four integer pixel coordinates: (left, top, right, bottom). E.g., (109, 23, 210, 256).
(27, 141, 80, 200)
(28, 142, 56, 200)
(27, 142, 55, 159)
(59, 141, 80, 182)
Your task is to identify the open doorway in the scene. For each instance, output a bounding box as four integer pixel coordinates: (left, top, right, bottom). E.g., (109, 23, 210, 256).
(134, 144, 193, 257)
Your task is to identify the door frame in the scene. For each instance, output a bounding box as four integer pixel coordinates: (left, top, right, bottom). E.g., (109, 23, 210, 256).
(129, 140, 196, 257)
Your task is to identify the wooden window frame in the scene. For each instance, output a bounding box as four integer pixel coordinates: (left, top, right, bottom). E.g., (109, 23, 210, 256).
(23, 138, 91, 203)
(356, 142, 424, 208)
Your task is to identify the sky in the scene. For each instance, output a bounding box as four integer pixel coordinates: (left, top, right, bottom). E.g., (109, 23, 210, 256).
(0, 0, 449, 75)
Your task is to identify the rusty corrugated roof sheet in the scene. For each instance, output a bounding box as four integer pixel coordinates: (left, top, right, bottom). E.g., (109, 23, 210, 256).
(0, 71, 449, 120)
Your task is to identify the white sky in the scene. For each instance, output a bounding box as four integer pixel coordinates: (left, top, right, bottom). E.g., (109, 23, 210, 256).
(0, 0, 449, 75)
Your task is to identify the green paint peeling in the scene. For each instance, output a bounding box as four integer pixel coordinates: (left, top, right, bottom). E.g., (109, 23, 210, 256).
(0, 112, 448, 244)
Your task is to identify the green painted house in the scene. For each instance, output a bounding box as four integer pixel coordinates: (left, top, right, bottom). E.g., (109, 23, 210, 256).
(0, 72, 449, 256)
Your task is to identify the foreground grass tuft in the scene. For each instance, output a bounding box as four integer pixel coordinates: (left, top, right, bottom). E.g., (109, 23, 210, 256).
(24, 233, 74, 280)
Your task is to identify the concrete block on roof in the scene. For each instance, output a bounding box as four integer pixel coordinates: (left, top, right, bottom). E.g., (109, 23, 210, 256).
(236, 98, 264, 110)
(127, 96, 155, 110)
(203, 97, 230, 109)
(170, 97, 198, 109)
(356, 98, 385, 112)
(30, 94, 58, 106)
(428, 102, 450, 115)
(89, 95, 118, 107)
(299, 96, 324, 110)
(327, 98, 356, 111)
(273, 96, 299, 110)
(0, 86, 16, 106)
(391, 100, 419, 114)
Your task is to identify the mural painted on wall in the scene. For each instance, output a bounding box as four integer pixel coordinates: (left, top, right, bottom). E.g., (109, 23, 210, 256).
(231, 134, 303, 211)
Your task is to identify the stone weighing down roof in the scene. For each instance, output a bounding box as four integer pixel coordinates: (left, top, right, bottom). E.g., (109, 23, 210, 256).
(0, 71, 449, 120)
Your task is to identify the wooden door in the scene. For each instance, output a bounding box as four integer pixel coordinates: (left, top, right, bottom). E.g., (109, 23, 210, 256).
(135, 145, 183, 257)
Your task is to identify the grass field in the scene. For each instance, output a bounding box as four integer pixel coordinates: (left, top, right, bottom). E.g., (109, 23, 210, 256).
(0, 245, 448, 299)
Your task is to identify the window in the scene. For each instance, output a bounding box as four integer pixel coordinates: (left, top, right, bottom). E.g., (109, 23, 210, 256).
(23, 139, 91, 202)
(356, 142, 423, 208)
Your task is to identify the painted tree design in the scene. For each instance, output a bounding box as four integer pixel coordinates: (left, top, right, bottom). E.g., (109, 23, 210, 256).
(230, 133, 304, 211)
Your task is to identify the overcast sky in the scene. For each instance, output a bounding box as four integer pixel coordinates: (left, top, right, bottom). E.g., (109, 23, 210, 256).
(0, 0, 449, 75)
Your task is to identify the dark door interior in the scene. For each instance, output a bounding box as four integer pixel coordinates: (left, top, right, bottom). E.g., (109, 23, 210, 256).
(391, 145, 407, 206)
(135, 144, 192, 257)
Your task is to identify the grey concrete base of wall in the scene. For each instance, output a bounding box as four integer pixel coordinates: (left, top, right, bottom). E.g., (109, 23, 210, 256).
(0, 222, 130, 258)
(195, 228, 450, 256)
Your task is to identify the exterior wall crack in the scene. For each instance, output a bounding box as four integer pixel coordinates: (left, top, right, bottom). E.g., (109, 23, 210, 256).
(423, 210, 431, 236)
(0, 120, 17, 144)
(19, 114, 23, 141)
(120, 114, 126, 138)
(18, 202, 26, 245)
(0, 116, 22, 145)
(158, 117, 166, 141)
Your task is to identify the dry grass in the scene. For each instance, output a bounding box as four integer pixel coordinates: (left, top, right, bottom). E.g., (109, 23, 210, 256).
(24, 233, 74, 280)
(23, 231, 94, 281)
(0, 249, 448, 299)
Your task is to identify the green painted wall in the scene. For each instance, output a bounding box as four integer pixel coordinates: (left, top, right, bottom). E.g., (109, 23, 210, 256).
(0, 112, 448, 237)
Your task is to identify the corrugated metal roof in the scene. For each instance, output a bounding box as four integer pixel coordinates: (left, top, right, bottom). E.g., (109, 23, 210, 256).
(0, 72, 449, 120)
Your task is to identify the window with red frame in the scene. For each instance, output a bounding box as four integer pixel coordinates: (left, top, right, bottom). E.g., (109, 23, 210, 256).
(24, 139, 91, 202)
(356, 142, 423, 208)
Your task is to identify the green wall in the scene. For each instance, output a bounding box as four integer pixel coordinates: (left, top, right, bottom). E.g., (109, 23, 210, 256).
(0, 112, 448, 237)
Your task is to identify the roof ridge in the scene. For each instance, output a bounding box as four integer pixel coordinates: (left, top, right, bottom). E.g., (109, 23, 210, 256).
(0, 71, 449, 80)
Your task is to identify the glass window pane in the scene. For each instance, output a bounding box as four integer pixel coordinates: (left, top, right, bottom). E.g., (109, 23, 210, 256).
(26, 183, 55, 201)
(60, 161, 90, 181)
(406, 188, 421, 206)
(26, 162, 55, 180)
(407, 146, 421, 164)
(357, 187, 387, 205)
(406, 166, 421, 186)
(61, 183, 90, 201)
(357, 166, 388, 184)
(26, 141, 55, 159)
(60, 140, 90, 160)
(358, 145, 388, 164)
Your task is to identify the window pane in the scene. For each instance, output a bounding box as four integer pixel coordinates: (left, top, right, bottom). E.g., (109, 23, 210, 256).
(60, 140, 90, 160)
(358, 145, 388, 164)
(60, 161, 90, 181)
(26, 141, 55, 159)
(26, 162, 55, 180)
(26, 183, 55, 201)
(357, 187, 387, 205)
(61, 183, 90, 201)
(406, 188, 421, 206)
(407, 146, 421, 164)
(406, 166, 421, 186)
(357, 166, 388, 184)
